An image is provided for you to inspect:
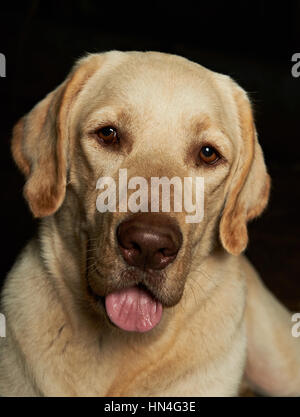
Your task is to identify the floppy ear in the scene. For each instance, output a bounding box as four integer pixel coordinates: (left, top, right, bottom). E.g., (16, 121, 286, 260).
(219, 82, 271, 255)
(11, 54, 101, 218)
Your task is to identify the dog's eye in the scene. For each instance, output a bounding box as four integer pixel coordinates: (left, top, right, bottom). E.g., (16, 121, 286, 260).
(199, 146, 220, 165)
(96, 126, 118, 145)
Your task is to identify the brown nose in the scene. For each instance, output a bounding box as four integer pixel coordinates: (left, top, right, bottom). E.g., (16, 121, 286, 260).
(117, 213, 182, 270)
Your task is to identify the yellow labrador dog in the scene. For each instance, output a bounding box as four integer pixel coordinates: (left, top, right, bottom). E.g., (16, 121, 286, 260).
(0, 51, 299, 397)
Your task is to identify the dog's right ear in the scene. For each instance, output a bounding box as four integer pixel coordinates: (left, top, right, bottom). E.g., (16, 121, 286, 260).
(11, 54, 102, 218)
(12, 83, 68, 218)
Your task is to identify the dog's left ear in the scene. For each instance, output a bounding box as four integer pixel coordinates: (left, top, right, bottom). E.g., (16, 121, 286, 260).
(11, 54, 101, 218)
(219, 81, 271, 255)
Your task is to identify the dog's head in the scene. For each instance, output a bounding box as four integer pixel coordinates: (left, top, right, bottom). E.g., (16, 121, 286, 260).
(12, 51, 270, 332)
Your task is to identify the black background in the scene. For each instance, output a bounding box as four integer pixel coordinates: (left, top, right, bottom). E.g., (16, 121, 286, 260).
(0, 0, 299, 309)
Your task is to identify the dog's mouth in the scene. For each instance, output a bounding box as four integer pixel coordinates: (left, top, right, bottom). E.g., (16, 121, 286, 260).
(105, 284, 163, 332)
(88, 282, 163, 333)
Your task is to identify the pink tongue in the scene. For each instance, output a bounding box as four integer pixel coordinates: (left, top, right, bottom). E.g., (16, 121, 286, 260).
(105, 286, 163, 332)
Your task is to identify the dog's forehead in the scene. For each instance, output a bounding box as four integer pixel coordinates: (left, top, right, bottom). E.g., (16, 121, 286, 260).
(77, 52, 228, 126)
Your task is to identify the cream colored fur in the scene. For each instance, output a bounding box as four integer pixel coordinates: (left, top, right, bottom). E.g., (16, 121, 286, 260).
(0, 51, 299, 397)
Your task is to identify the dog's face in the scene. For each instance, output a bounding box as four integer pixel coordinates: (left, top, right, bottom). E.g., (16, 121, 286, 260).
(12, 51, 270, 332)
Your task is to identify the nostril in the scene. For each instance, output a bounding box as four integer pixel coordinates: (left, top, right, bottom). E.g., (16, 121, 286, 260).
(160, 245, 178, 257)
(127, 241, 141, 252)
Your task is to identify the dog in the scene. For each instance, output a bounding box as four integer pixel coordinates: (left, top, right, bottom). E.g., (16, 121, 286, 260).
(0, 51, 299, 396)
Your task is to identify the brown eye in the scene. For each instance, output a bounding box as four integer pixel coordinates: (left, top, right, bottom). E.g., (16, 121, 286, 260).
(199, 145, 220, 165)
(96, 126, 118, 145)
